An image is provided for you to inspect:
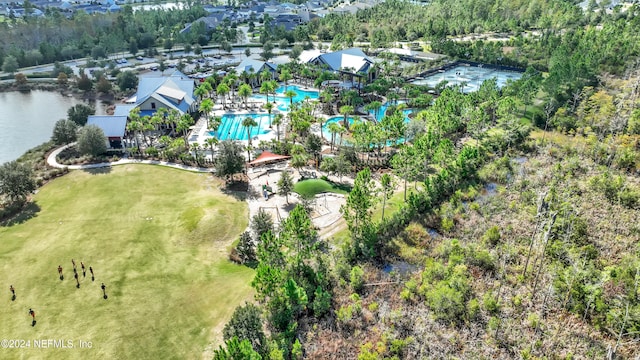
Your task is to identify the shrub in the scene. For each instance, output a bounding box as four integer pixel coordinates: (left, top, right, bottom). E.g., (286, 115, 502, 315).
(336, 305, 353, 324)
(468, 249, 496, 272)
(441, 217, 454, 232)
(367, 301, 379, 312)
(350, 265, 365, 293)
(467, 298, 480, 320)
(487, 316, 500, 331)
(425, 282, 466, 323)
(527, 312, 540, 329)
(483, 292, 501, 314)
(482, 226, 501, 246)
(145, 146, 159, 157)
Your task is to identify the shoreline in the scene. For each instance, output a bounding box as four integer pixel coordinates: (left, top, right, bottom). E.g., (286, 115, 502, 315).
(0, 80, 117, 108)
(0, 85, 112, 166)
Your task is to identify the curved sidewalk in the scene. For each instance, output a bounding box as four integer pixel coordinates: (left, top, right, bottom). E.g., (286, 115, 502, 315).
(47, 143, 212, 173)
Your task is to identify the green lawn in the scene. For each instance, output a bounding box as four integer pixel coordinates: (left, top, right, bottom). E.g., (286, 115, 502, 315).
(0, 165, 253, 359)
(293, 179, 351, 198)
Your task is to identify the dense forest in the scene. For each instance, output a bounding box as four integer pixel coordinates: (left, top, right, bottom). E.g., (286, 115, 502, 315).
(212, 2, 640, 360)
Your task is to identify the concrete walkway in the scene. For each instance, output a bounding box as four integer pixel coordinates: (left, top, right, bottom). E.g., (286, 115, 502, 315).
(47, 143, 212, 173)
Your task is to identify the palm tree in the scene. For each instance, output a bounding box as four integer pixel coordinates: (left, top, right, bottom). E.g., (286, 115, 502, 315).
(209, 115, 222, 134)
(269, 80, 278, 105)
(279, 68, 292, 90)
(237, 83, 252, 109)
(194, 83, 211, 101)
(126, 119, 143, 151)
(260, 80, 274, 104)
(327, 121, 341, 151)
(140, 115, 155, 147)
(320, 89, 333, 104)
(260, 69, 272, 84)
(216, 83, 230, 108)
(194, 85, 207, 101)
(365, 100, 383, 121)
(204, 137, 218, 160)
(273, 113, 284, 141)
(264, 102, 274, 128)
(337, 123, 346, 148)
(177, 114, 194, 145)
(199, 98, 214, 126)
(224, 73, 238, 103)
(242, 116, 258, 161)
(339, 105, 354, 131)
(290, 144, 307, 173)
(284, 89, 297, 107)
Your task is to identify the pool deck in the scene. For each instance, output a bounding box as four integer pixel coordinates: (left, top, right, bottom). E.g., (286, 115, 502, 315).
(188, 83, 321, 161)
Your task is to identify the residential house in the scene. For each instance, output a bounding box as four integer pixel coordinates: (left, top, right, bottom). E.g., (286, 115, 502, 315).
(180, 13, 226, 34)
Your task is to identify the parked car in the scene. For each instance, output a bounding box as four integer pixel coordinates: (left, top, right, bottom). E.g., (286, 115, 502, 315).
(136, 56, 144, 60)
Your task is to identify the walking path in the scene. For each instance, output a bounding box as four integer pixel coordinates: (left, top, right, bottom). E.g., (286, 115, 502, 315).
(46, 143, 212, 172)
(46, 143, 348, 239)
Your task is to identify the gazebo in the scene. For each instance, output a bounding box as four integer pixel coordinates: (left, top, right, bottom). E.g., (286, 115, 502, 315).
(248, 151, 291, 168)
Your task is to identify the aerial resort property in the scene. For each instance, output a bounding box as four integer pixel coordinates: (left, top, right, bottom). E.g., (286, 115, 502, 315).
(1, 0, 640, 358)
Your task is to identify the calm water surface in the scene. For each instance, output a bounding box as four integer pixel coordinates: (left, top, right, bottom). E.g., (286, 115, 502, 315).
(0, 90, 105, 165)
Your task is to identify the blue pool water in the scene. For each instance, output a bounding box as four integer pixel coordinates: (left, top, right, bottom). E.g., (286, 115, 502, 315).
(252, 85, 319, 112)
(210, 113, 272, 141)
(368, 102, 413, 122)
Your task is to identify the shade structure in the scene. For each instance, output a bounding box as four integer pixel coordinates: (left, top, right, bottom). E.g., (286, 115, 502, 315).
(248, 151, 291, 167)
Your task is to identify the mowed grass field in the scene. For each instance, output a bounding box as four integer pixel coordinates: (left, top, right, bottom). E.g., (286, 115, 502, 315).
(0, 165, 254, 359)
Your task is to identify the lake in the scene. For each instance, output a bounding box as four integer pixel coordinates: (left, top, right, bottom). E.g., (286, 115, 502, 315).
(0, 90, 105, 165)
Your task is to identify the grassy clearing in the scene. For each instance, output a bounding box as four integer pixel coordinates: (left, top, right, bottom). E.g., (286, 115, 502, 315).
(0, 165, 253, 359)
(293, 179, 351, 198)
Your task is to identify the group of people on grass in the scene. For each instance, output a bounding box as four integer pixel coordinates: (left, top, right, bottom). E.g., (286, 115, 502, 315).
(9, 259, 107, 326)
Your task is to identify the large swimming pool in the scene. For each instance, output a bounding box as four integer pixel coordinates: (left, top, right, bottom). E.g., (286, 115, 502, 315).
(210, 113, 273, 141)
(209, 86, 318, 141)
(411, 65, 523, 93)
(252, 85, 319, 111)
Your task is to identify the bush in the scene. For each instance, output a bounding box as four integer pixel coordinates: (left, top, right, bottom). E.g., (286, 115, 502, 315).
(426, 282, 466, 323)
(527, 312, 540, 329)
(483, 292, 501, 314)
(350, 266, 365, 293)
(145, 146, 159, 157)
(467, 298, 480, 320)
(482, 226, 501, 246)
(441, 217, 454, 232)
(468, 249, 496, 272)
